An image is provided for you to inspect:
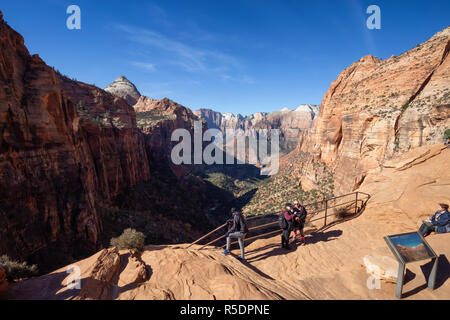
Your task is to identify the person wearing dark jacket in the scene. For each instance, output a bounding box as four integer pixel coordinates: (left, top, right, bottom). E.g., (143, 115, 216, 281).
(419, 203, 450, 237)
(281, 203, 295, 249)
(292, 200, 307, 244)
(222, 209, 248, 261)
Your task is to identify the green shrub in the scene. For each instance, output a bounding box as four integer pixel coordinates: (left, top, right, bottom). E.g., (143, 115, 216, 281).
(0, 255, 38, 282)
(334, 207, 352, 219)
(110, 228, 145, 251)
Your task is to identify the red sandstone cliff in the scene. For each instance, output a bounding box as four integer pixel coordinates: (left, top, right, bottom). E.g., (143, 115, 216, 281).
(0, 11, 152, 271)
(296, 27, 450, 192)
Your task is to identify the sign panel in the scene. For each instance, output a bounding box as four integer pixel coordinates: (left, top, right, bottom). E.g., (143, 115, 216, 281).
(385, 232, 436, 263)
(384, 231, 438, 298)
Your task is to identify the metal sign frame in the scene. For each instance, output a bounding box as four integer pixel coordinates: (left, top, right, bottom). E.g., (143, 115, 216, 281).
(384, 231, 438, 298)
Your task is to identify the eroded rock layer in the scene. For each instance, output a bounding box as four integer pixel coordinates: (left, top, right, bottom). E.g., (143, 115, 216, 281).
(297, 27, 450, 192)
(195, 105, 320, 153)
(0, 12, 152, 271)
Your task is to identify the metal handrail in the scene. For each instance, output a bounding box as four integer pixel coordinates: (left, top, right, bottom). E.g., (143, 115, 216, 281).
(190, 191, 371, 250)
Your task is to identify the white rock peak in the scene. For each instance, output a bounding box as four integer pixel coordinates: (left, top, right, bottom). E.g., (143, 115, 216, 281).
(104, 76, 141, 106)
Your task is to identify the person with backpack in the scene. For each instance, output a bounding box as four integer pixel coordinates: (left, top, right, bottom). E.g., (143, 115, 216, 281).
(419, 203, 450, 237)
(280, 203, 295, 249)
(222, 208, 249, 262)
(292, 200, 307, 244)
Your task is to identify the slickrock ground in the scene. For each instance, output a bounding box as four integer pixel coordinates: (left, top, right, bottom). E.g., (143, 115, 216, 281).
(4, 145, 449, 300)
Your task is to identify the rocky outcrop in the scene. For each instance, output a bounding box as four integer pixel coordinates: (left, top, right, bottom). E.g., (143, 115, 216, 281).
(134, 96, 207, 160)
(104, 76, 141, 106)
(195, 105, 320, 152)
(76, 248, 123, 300)
(0, 267, 7, 293)
(0, 12, 151, 271)
(296, 27, 450, 192)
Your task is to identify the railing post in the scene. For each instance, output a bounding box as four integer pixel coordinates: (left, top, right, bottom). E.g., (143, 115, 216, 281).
(355, 192, 359, 215)
(324, 199, 328, 227)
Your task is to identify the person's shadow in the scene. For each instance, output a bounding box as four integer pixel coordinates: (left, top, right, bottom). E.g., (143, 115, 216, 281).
(401, 254, 450, 298)
(246, 229, 343, 263)
(304, 230, 343, 245)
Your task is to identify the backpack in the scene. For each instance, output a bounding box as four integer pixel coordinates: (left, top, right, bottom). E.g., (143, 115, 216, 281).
(299, 206, 307, 222)
(278, 213, 288, 230)
(237, 214, 249, 236)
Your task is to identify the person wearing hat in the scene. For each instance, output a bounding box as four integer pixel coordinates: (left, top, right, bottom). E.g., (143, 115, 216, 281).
(222, 208, 249, 262)
(419, 203, 450, 237)
(281, 203, 295, 249)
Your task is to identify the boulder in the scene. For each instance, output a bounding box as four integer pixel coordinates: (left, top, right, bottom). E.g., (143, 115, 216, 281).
(118, 251, 147, 286)
(363, 255, 398, 283)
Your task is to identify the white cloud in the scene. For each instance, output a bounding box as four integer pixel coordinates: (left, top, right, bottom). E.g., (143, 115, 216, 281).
(115, 24, 240, 73)
(131, 61, 157, 72)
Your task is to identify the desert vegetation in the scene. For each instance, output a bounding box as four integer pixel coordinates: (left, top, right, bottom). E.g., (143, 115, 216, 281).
(110, 228, 146, 251)
(0, 255, 38, 282)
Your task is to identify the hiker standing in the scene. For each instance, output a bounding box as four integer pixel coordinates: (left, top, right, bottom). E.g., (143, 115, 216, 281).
(292, 200, 307, 244)
(419, 203, 450, 237)
(281, 203, 295, 249)
(222, 209, 249, 262)
(444, 129, 450, 148)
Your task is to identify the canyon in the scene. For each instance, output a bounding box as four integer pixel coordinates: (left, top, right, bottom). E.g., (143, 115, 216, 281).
(0, 11, 220, 273)
(0, 8, 449, 300)
(3, 144, 449, 300)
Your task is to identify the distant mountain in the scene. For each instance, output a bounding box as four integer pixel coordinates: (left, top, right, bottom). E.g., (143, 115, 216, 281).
(104, 76, 141, 106)
(194, 104, 320, 153)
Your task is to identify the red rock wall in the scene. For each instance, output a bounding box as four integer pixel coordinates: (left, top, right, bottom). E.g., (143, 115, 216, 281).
(296, 27, 450, 192)
(0, 13, 150, 268)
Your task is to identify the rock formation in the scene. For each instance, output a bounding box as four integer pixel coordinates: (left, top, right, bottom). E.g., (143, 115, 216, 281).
(296, 27, 450, 192)
(134, 96, 204, 160)
(194, 105, 320, 152)
(0, 11, 217, 273)
(0, 12, 154, 271)
(104, 76, 141, 106)
(4, 145, 450, 300)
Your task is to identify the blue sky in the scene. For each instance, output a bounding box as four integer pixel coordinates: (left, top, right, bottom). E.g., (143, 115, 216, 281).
(2, 0, 449, 115)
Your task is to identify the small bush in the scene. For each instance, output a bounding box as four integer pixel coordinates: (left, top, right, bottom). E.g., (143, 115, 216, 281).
(0, 255, 38, 282)
(110, 228, 145, 251)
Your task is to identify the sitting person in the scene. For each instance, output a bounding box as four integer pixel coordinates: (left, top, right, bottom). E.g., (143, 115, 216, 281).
(418, 203, 450, 237)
